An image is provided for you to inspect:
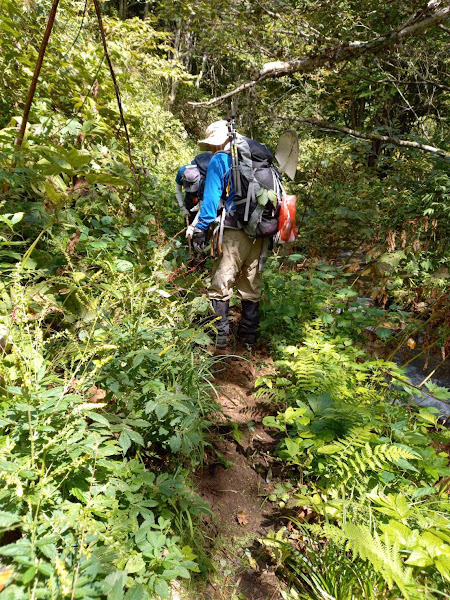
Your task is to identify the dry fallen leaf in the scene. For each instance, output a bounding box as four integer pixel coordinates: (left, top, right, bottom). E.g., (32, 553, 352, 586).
(236, 511, 249, 525)
(87, 386, 107, 403)
(66, 228, 81, 255)
(0, 567, 14, 592)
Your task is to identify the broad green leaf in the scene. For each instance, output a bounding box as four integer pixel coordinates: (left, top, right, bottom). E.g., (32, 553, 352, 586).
(119, 431, 131, 454)
(317, 444, 342, 455)
(86, 173, 130, 187)
(85, 411, 110, 427)
(10, 212, 24, 225)
(168, 435, 181, 452)
(115, 260, 134, 273)
(124, 585, 149, 600)
(155, 404, 169, 420)
(125, 555, 146, 574)
(153, 578, 169, 599)
(120, 227, 135, 237)
(0, 511, 20, 528)
(336, 288, 358, 298)
(37, 562, 53, 577)
(435, 555, 450, 581)
(127, 430, 144, 446)
(21, 566, 37, 585)
(406, 547, 433, 567)
(285, 438, 300, 458)
(376, 327, 393, 340)
(257, 189, 269, 207)
(0, 541, 31, 557)
(66, 148, 92, 168)
(394, 458, 419, 473)
(50, 155, 73, 171)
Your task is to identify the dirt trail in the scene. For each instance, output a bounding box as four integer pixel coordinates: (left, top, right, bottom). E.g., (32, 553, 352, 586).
(192, 344, 285, 600)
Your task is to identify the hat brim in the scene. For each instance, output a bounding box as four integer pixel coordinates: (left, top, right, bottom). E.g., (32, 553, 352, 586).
(198, 131, 230, 149)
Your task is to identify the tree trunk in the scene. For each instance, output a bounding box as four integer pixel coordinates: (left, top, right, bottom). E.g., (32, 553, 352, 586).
(118, 0, 127, 20)
(195, 53, 208, 88)
(367, 138, 382, 168)
(169, 22, 182, 105)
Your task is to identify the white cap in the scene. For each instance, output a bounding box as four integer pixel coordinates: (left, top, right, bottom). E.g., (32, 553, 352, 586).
(198, 120, 229, 149)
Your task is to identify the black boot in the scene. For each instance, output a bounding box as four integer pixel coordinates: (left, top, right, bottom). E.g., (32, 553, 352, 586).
(211, 299, 230, 348)
(237, 300, 260, 345)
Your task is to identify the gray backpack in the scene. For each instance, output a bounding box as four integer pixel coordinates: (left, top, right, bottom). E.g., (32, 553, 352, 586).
(227, 135, 284, 238)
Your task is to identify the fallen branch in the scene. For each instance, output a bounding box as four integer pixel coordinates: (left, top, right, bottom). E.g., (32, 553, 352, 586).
(387, 370, 450, 406)
(279, 116, 450, 159)
(190, 1, 450, 107)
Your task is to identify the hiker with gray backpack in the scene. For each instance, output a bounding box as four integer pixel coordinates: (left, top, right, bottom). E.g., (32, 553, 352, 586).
(175, 152, 213, 225)
(187, 112, 298, 349)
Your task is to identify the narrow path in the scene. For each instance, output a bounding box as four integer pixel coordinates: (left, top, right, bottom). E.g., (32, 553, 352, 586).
(192, 346, 286, 600)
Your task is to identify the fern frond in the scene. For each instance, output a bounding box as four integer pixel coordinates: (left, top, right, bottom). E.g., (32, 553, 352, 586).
(319, 431, 419, 484)
(309, 522, 416, 599)
(280, 346, 344, 395)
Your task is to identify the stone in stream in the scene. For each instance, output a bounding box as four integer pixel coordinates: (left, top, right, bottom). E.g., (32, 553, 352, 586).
(394, 350, 450, 420)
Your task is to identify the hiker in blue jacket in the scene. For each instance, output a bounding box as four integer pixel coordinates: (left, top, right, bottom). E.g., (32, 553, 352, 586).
(187, 120, 263, 349)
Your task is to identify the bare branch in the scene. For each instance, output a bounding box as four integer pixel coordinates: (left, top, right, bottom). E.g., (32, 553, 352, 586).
(253, 0, 281, 19)
(190, 1, 450, 107)
(279, 116, 450, 159)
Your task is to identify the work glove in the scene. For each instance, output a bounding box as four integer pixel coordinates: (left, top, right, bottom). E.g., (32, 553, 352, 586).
(186, 224, 195, 239)
(192, 228, 206, 254)
(181, 206, 189, 218)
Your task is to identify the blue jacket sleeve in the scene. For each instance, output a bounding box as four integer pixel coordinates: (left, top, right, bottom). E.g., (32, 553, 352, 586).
(196, 153, 232, 230)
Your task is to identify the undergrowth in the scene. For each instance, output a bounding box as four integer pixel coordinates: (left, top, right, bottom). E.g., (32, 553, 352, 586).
(0, 199, 215, 599)
(258, 255, 450, 600)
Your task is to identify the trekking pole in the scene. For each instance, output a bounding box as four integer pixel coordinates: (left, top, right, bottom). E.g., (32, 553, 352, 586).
(229, 100, 241, 197)
(185, 214, 192, 258)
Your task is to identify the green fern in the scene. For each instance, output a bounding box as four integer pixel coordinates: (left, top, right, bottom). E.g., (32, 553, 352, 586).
(308, 522, 417, 599)
(280, 345, 343, 395)
(317, 428, 419, 484)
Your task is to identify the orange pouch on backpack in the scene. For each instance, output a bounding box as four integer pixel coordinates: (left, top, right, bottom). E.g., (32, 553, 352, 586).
(278, 194, 298, 243)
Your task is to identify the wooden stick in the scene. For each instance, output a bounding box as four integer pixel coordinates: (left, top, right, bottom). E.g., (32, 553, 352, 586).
(185, 215, 192, 257)
(91, 0, 156, 214)
(15, 0, 61, 147)
(92, 0, 135, 176)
